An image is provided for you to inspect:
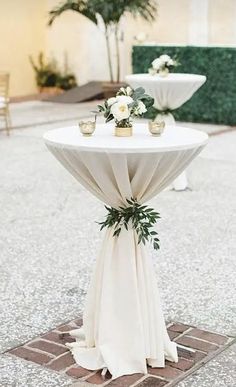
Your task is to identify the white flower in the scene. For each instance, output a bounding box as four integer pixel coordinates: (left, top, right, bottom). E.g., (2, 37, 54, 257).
(116, 95, 133, 104)
(111, 101, 130, 121)
(137, 100, 147, 114)
(126, 86, 133, 96)
(107, 97, 117, 106)
(167, 59, 174, 66)
(152, 58, 163, 70)
(160, 54, 171, 62)
(149, 67, 156, 75)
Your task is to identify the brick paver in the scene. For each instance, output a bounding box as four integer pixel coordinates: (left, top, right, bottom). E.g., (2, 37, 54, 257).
(28, 339, 68, 356)
(9, 347, 52, 365)
(136, 377, 168, 386)
(6, 319, 231, 386)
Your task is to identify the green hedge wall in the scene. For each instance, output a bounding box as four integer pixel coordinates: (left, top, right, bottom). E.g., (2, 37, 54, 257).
(132, 45, 236, 125)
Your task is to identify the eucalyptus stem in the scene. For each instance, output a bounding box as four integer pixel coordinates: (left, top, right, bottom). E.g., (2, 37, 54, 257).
(98, 198, 161, 250)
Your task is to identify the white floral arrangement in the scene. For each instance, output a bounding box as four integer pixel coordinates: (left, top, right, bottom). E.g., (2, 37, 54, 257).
(149, 54, 179, 75)
(98, 86, 154, 128)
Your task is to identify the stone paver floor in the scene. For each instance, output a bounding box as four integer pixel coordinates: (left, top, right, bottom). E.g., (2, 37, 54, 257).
(0, 101, 235, 386)
(6, 318, 234, 387)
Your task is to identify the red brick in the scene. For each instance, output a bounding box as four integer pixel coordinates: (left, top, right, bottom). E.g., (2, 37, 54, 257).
(168, 331, 180, 340)
(108, 373, 143, 386)
(66, 366, 92, 378)
(176, 336, 218, 353)
(148, 365, 183, 379)
(189, 328, 228, 346)
(47, 352, 75, 371)
(86, 371, 111, 384)
(177, 347, 207, 363)
(73, 318, 83, 327)
(194, 350, 208, 363)
(57, 324, 75, 332)
(166, 358, 194, 371)
(42, 331, 75, 345)
(168, 323, 190, 333)
(9, 347, 52, 365)
(28, 340, 68, 356)
(136, 377, 168, 386)
(177, 346, 195, 360)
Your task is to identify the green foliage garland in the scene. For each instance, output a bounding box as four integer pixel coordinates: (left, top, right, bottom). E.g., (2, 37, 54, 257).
(99, 198, 160, 250)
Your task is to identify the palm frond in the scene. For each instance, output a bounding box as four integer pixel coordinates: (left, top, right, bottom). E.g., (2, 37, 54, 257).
(48, 0, 98, 26)
(125, 0, 157, 22)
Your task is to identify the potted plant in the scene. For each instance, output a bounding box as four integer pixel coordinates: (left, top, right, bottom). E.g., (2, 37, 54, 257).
(97, 86, 154, 136)
(29, 52, 77, 94)
(48, 0, 157, 95)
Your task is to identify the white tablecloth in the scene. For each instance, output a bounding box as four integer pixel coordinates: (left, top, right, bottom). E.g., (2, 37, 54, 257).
(44, 124, 208, 379)
(125, 73, 206, 111)
(125, 74, 206, 191)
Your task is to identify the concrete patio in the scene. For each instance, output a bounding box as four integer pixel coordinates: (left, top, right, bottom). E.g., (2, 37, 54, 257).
(0, 101, 235, 386)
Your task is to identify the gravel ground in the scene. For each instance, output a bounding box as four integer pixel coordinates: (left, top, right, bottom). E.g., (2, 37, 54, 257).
(0, 102, 235, 386)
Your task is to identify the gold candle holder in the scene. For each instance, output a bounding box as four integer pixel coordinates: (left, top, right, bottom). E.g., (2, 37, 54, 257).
(115, 126, 133, 137)
(79, 120, 96, 136)
(148, 120, 165, 136)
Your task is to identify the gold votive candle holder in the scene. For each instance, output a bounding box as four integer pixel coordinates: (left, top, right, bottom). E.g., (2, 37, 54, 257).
(148, 120, 165, 136)
(79, 120, 96, 136)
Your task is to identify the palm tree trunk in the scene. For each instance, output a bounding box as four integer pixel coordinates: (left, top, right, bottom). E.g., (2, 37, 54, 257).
(115, 24, 120, 83)
(105, 27, 114, 83)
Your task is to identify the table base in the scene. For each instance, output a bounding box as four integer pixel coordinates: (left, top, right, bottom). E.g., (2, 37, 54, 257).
(67, 227, 178, 379)
(155, 112, 188, 191)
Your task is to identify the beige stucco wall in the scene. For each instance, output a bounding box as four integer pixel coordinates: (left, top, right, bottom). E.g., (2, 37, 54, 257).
(0, 0, 47, 97)
(1, 0, 236, 96)
(208, 0, 236, 44)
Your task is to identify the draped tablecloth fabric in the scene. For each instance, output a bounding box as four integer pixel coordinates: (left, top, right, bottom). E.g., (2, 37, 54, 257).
(44, 124, 208, 379)
(125, 74, 206, 113)
(125, 74, 206, 191)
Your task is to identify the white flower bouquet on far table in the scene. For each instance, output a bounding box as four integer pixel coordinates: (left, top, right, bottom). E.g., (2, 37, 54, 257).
(97, 86, 154, 137)
(149, 54, 179, 77)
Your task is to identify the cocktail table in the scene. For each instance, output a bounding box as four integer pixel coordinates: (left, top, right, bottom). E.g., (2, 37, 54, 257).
(44, 123, 208, 379)
(125, 74, 206, 190)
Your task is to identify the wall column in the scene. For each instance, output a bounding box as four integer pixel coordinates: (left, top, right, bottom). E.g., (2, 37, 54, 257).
(188, 0, 209, 45)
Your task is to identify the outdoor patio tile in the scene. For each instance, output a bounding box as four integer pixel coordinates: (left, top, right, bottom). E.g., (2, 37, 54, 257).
(188, 328, 228, 345)
(136, 377, 168, 386)
(57, 324, 76, 332)
(168, 323, 190, 333)
(86, 371, 111, 385)
(176, 336, 219, 353)
(107, 373, 143, 386)
(148, 365, 183, 379)
(42, 331, 75, 345)
(27, 339, 68, 356)
(66, 366, 93, 378)
(167, 331, 180, 340)
(9, 347, 52, 365)
(47, 352, 75, 371)
(6, 318, 232, 386)
(166, 357, 194, 371)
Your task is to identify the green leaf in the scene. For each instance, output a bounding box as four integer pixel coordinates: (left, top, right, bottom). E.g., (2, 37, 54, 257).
(97, 197, 160, 251)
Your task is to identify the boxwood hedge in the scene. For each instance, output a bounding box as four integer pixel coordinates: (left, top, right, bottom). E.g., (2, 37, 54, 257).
(132, 45, 236, 125)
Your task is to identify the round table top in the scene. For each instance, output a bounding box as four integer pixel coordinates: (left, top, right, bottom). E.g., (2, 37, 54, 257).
(125, 73, 206, 84)
(44, 123, 208, 154)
